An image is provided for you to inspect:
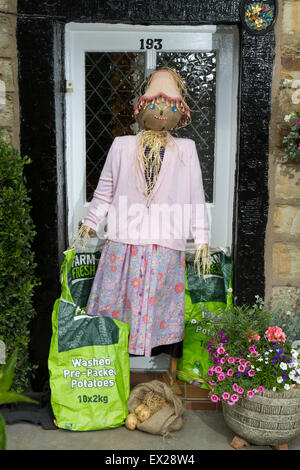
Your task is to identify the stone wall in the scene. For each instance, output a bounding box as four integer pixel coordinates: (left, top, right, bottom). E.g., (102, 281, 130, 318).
(265, 0, 300, 313)
(0, 0, 18, 149)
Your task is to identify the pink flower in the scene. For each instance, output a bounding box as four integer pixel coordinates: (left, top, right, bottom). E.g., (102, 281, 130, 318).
(215, 366, 222, 373)
(238, 365, 245, 373)
(210, 394, 219, 403)
(248, 369, 255, 377)
(231, 394, 239, 402)
(247, 390, 254, 398)
(227, 400, 235, 406)
(250, 351, 259, 358)
(222, 392, 230, 400)
(220, 357, 226, 365)
(217, 346, 225, 355)
(265, 326, 286, 343)
(244, 361, 251, 368)
(208, 380, 216, 386)
(208, 368, 215, 376)
(237, 387, 244, 395)
(227, 357, 235, 364)
(239, 358, 245, 365)
(258, 386, 264, 393)
(227, 368, 234, 377)
(249, 345, 256, 353)
(297, 119, 300, 125)
(232, 383, 239, 392)
(217, 373, 226, 381)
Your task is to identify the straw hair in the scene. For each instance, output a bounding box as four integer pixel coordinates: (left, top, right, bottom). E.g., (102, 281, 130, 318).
(144, 68, 188, 100)
(135, 129, 171, 204)
(194, 243, 212, 279)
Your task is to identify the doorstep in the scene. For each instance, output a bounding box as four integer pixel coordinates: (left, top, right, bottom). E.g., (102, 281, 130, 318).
(130, 371, 221, 411)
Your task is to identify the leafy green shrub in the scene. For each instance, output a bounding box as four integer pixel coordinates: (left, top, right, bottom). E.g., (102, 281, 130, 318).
(0, 350, 38, 449)
(206, 295, 272, 358)
(0, 128, 39, 391)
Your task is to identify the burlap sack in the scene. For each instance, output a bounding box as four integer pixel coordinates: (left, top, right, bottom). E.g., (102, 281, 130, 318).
(127, 380, 185, 437)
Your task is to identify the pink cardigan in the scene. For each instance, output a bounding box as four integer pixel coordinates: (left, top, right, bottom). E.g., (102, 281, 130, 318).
(83, 134, 209, 251)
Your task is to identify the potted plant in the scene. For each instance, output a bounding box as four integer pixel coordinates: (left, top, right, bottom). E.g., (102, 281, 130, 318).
(204, 296, 300, 449)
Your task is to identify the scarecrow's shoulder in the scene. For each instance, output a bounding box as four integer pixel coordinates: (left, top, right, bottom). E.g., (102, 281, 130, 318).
(113, 135, 138, 147)
(172, 136, 196, 150)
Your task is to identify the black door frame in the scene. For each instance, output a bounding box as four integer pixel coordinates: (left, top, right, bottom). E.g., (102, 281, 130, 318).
(17, 0, 275, 388)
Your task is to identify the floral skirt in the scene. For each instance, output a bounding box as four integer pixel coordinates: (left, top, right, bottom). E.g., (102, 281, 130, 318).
(86, 240, 185, 357)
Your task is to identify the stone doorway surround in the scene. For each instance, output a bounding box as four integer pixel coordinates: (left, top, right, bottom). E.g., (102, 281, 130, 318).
(265, 0, 300, 314)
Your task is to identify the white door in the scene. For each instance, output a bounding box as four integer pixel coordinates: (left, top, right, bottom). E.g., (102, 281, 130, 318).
(65, 23, 239, 250)
(64, 23, 239, 370)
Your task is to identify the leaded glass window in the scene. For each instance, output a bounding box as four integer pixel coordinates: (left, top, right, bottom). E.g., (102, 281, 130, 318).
(85, 52, 145, 201)
(85, 50, 216, 203)
(156, 52, 216, 203)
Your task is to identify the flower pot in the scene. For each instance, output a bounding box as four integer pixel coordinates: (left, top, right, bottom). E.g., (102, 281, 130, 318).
(222, 387, 300, 447)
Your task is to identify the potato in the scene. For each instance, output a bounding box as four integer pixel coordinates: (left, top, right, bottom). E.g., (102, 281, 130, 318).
(134, 404, 147, 416)
(137, 405, 151, 423)
(125, 413, 138, 430)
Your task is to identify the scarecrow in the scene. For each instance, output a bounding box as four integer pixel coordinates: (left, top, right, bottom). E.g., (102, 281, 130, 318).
(73, 68, 211, 385)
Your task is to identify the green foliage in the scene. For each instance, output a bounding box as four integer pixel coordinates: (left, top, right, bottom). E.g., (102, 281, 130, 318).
(0, 128, 40, 391)
(207, 296, 272, 357)
(0, 351, 38, 450)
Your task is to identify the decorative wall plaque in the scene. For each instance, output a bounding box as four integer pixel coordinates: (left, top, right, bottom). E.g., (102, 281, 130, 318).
(240, 0, 278, 35)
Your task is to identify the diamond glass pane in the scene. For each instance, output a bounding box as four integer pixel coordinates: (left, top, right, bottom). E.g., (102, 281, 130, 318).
(156, 52, 216, 203)
(85, 52, 145, 201)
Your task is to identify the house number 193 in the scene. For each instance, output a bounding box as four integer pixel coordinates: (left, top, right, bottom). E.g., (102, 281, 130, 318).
(140, 38, 163, 50)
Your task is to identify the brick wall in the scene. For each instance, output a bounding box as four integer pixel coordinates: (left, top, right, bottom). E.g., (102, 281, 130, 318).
(265, 0, 300, 312)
